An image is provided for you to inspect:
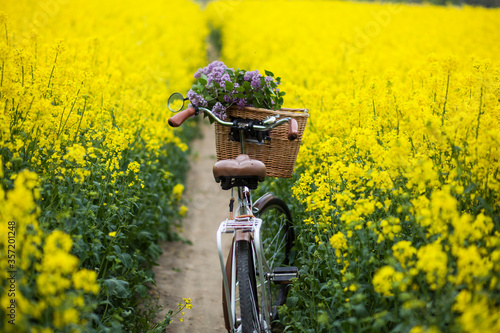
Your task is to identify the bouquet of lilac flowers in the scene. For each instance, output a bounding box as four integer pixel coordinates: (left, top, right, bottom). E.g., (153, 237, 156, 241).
(187, 61, 285, 120)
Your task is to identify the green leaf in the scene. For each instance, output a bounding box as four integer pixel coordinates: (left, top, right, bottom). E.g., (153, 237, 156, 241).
(265, 70, 274, 77)
(117, 252, 132, 267)
(225, 81, 234, 91)
(243, 81, 251, 90)
(104, 278, 131, 298)
(192, 82, 203, 94)
(199, 73, 208, 85)
(134, 284, 148, 297)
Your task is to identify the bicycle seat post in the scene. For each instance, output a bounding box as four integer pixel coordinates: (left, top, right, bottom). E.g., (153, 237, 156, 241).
(237, 186, 253, 217)
(239, 128, 246, 154)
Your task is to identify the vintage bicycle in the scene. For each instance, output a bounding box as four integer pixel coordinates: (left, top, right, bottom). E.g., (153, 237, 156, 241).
(167, 92, 308, 333)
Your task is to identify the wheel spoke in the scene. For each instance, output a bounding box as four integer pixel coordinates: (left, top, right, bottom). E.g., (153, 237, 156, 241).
(255, 197, 295, 324)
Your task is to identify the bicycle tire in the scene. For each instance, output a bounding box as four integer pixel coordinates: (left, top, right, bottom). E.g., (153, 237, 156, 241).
(255, 195, 295, 322)
(237, 240, 261, 333)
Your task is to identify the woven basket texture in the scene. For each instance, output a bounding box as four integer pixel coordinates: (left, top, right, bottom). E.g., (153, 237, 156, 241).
(215, 106, 308, 178)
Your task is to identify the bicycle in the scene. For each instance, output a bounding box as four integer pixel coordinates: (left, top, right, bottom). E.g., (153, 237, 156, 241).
(167, 92, 307, 333)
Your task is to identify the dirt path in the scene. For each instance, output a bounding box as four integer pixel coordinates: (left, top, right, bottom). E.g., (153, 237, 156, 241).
(152, 121, 230, 332)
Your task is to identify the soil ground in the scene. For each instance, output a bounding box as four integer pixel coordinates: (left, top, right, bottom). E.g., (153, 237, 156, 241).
(152, 121, 231, 332)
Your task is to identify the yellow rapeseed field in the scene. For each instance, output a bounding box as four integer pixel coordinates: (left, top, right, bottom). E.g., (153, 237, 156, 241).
(1, 0, 206, 331)
(208, 1, 500, 332)
(2, 0, 499, 331)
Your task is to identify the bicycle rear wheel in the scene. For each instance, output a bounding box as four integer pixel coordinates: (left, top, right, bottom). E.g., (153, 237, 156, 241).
(237, 240, 261, 333)
(254, 193, 295, 322)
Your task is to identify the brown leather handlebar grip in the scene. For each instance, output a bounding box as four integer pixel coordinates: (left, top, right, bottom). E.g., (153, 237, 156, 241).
(168, 107, 196, 127)
(288, 118, 298, 141)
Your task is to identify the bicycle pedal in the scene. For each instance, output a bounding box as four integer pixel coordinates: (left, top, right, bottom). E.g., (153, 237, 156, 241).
(271, 266, 299, 285)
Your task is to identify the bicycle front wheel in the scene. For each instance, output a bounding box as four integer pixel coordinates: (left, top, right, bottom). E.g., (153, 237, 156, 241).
(254, 193, 295, 322)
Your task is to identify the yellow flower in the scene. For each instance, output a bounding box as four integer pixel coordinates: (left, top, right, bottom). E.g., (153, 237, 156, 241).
(63, 144, 87, 166)
(183, 297, 193, 309)
(179, 205, 188, 217)
(372, 266, 404, 297)
(41, 250, 79, 275)
(54, 308, 79, 328)
(36, 273, 71, 296)
(392, 241, 417, 269)
(109, 231, 117, 237)
(73, 269, 100, 294)
(329, 231, 347, 256)
(127, 161, 141, 174)
(44, 230, 73, 254)
(173, 184, 185, 201)
(416, 242, 448, 290)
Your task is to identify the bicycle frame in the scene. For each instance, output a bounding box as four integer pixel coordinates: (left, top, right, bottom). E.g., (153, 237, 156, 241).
(216, 130, 274, 332)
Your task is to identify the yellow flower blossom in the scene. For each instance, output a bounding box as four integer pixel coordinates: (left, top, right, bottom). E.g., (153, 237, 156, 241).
(73, 269, 100, 294)
(416, 242, 448, 290)
(173, 184, 185, 201)
(329, 231, 347, 256)
(53, 308, 79, 329)
(373, 266, 404, 297)
(127, 161, 141, 174)
(63, 144, 87, 166)
(392, 241, 417, 269)
(179, 205, 188, 217)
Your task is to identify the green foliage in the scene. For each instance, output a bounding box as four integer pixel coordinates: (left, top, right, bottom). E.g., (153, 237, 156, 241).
(1, 122, 195, 331)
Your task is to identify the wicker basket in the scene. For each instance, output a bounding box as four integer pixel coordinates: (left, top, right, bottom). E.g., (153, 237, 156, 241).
(215, 106, 308, 178)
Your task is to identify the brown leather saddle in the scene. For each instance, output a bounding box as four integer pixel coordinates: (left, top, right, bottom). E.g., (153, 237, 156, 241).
(213, 154, 266, 190)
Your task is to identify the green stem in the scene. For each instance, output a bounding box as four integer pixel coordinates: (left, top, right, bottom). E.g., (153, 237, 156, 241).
(4, 21, 8, 46)
(476, 86, 483, 140)
(47, 50, 59, 90)
(396, 106, 400, 137)
(19, 97, 34, 130)
(441, 73, 450, 126)
(73, 97, 87, 144)
(58, 88, 80, 139)
(1, 60, 4, 88)
(102, 294, 110, 321)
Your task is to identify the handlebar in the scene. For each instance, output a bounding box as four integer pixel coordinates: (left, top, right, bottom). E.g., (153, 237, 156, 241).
(168, 105, 298, 141)
(167, 107, 197, 127)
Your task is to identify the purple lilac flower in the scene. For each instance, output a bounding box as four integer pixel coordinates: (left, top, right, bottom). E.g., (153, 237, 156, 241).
(194, 61, 235, 89)
(212, 102, 227, 120)
(207, 66, 225, 85)
(193, 68, 204, 79)
(237, 98, 247, 107)
(187, 89, 207, 107)
(220, 73, 231, 89)
(244, 70, 259, 82)
(251, 75, 261, 89)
